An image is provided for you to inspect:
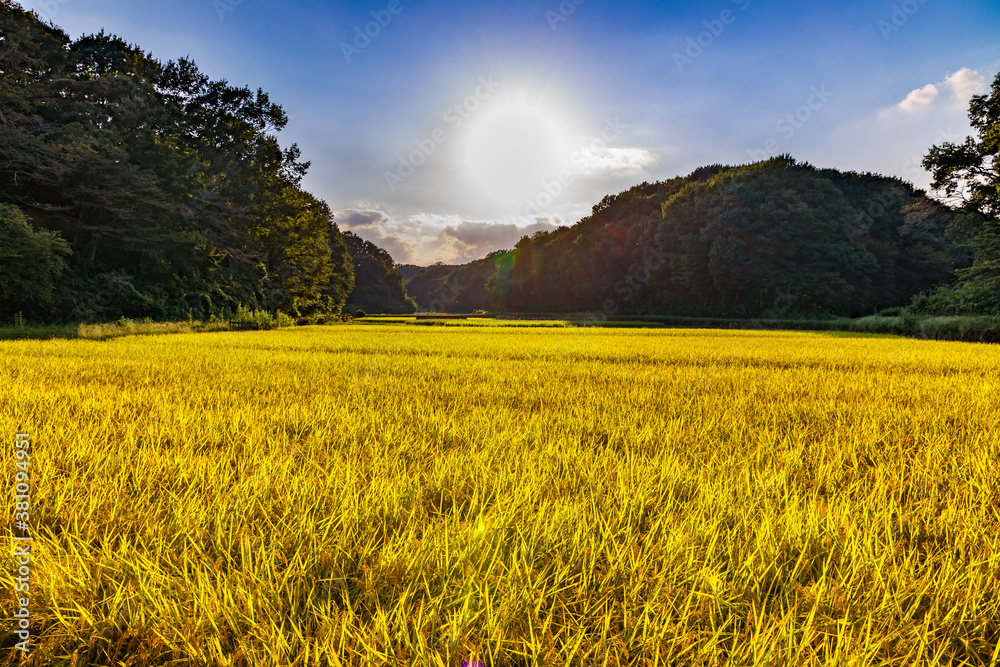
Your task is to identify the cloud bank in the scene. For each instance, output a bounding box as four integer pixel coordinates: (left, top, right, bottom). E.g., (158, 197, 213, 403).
(333, 209, 566, 265)
(886, 68, 986, 116)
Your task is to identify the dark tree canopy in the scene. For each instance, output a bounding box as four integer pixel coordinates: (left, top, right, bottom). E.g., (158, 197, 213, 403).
(406, 255, 506, 313)
(0, 3, 353, 322)
(406, 158, 961, 318)
(0, 203, 71, 314)
(342, 232, 417, 315)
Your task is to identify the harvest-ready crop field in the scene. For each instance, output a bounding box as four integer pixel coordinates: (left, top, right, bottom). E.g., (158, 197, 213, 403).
(2, 324, 1000, 666)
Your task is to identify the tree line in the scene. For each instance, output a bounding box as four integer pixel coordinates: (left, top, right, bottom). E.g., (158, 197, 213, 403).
(3, 1, 998, 323)
(407, 160, 964, 317)
(408, 72, 1000, 319)
(0, 3, 414, 323)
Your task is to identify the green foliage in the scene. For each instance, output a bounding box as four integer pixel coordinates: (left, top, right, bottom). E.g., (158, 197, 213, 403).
(342, 231, 417, 314)
(851, 314, 1000, 342)
(354, 309, 367, 318)
(405, 253, 510, 313)
(254, 188, 353, 321)
(0, 203, 71, 317)
(0, 4, 353, 323)
(405, 263, 461, 311)
(912, 71, 1000, 315)
(232, 304, 295, 330)
(909, 278, 1000, 316)
(395, 264, 425, 282)
(407, 159, 959, 318)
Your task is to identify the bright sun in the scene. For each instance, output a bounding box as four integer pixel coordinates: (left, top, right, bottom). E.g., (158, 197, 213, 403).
(459, 95, 573, 209)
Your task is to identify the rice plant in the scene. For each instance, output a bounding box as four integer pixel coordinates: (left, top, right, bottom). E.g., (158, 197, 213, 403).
(1, 325, 998, 666)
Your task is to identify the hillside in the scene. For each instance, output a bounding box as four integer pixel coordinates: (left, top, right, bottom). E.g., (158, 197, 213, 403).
(407, 157, 964, 318)
(395, 264, 426, 282)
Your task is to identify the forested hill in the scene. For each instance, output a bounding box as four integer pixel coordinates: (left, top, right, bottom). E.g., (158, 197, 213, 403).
(408, 157, 965, 318)
(0, 4, 358, 323)
(0, 2, 978, 324)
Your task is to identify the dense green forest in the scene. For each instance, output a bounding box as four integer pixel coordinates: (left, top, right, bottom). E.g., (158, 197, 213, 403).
(407, 159, 966, 317)
(3, 2, 999, 323)
(0, 4, 359, 322)
(342, 231, 417, 315)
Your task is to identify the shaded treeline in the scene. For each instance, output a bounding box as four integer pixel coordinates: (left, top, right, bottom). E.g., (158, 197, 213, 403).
(342, 231, 416, 315)
(409, 158, 965, 318)
(5, 2, 999, 323)
(0, 4, 404, 322)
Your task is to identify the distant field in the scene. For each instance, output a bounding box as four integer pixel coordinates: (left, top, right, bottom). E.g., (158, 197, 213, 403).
(2, 325, 999, 666)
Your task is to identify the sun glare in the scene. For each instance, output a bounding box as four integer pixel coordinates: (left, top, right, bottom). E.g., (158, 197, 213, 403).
(459, 92, 575, 210)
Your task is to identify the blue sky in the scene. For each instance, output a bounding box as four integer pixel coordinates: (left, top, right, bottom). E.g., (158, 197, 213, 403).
(22, 0, 1000, 264)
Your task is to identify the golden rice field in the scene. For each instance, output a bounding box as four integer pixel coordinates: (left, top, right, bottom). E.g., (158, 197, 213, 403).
(2, 324, 1000, 666)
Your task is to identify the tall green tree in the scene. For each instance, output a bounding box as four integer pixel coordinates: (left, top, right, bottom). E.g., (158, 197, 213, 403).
(915, 71, 1000, 314)
(342, 232, 416, 314)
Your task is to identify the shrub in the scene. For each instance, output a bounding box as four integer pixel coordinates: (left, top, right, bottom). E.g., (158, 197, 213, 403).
(231, 305, 295, 330)
(0, 204, 71, 319)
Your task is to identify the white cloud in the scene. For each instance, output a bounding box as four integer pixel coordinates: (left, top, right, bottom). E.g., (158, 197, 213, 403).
(822, 70, 990, 194)
(896, 84, 939, 112)
(369, 235, 415, 265)
(882, 68, 987, 118)
(943, 67, 986, 106)
(440, 219, 560, 258)
(572, 145, 658, 175)
(344, 212, 567, 266)
(409, 213, 464, 228)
